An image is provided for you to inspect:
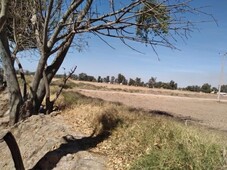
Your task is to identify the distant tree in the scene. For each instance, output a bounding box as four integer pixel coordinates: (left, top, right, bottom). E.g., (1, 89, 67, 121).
(154, 81, 162, 88)
(201, 83, 212, 93)
(148, 77, 157, 88)
(141, 81, 145, 87)
(169, 80, 177, 90)
(78, 73, 88, 81)
(135, 77, 141, 86)
(103, 76, 110, 83)
(122, 79, 128, 85)
(106, 76, 110, 83)
(211, 87, 218, 93)
(185, 85, 201, 92)
(129, 78, 136, 86)
(97, 76, 103, 83)
(110, 76, 115, 84)
(221, 85, 227, 93)
(117, 74, 127, 85)
(87, 75, 96, 82)
(71, 74, 79, 80)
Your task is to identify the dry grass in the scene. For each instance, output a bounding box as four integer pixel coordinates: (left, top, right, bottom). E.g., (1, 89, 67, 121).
(59, 91, 227, 170)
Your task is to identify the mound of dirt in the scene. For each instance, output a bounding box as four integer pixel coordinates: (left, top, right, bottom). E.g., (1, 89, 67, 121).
(0, 114, 107, 169)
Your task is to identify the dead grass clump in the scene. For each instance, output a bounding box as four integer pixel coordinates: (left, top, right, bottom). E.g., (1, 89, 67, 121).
(92, 108, 122, 136)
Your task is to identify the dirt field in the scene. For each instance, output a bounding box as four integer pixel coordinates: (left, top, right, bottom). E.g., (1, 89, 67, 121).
(72, 81, 227, 132)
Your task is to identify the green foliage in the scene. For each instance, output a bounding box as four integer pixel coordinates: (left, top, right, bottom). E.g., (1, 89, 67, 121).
(117, 73, 127, 85)
(136, 0, 170, 42)
(221, 85, 227, 93)
(201, 83, 212, 93)
(97, 76, 103, 83)
(148, 77, 156, 88)
(78, 73, 96, 82)
(153, 80, 177, 90)
(185, 85, 201, 92)
(130, 121, 224, 169)
(103, 76, 110, 83)
(129, 78, 136, 86)
(110, 76, 115, 84)
(135, 77, 142, 86)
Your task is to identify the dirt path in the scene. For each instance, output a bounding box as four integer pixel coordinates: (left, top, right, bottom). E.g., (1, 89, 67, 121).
(78, 89, 227, 132)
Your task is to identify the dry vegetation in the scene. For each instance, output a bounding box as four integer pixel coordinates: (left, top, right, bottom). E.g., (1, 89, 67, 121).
(1, 79, 227, 169)
(59, 87, 227, 169)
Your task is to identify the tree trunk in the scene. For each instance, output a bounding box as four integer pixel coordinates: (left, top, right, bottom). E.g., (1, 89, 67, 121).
(0, 31, 23, 125)
(34, 36, 74, 114)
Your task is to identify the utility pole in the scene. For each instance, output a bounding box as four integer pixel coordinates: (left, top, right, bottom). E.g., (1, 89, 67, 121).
(217, 52, 227, 102)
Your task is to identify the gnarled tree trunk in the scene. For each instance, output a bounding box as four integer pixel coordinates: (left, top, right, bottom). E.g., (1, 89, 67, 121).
(0, 0, 23, 125)
(0, 33, 23, 125)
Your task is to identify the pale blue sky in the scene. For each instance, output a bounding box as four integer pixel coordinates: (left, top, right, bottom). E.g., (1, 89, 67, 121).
(21, 0, 227, 87)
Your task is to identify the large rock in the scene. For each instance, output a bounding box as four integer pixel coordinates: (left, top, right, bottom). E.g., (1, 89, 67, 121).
(0, 114, 107, 169)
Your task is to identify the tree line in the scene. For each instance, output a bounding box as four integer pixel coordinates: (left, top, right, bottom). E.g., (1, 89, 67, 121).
(1, 69, 224, 94)
(66, 72, 225, 93)
(67, 72, 177, 90)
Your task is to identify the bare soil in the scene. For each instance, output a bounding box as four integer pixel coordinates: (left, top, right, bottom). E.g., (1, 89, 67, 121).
(75, 82, 227, 132)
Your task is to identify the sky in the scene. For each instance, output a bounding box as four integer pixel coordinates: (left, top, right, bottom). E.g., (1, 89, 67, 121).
(20, 0, 227, 88)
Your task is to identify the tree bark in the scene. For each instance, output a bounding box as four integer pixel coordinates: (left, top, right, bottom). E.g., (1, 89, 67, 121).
(0, 31, 23, 125)
(34, 36, 74, 113)
(0, 0, 8, 32)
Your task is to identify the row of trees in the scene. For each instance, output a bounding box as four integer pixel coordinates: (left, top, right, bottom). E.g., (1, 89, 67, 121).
(70, 73, 227, 93)
(184, 84, 218, 93)
(184, 84, 227, 93)
(2, 67, 222, 94)
(70, 73, 178, 90)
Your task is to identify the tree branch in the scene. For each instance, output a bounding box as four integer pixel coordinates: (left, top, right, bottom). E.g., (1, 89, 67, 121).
(0, 0, 8, 32)
(47, 0, 84, 49)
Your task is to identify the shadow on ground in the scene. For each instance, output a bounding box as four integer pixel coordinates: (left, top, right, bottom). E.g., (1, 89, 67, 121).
(149, 110, 174, 117)
(31, 110, 120, 170)
(31, 131, 110, 170)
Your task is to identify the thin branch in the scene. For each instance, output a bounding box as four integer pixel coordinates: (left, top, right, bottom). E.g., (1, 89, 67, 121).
(92, 31, 115, 50)
(47, 0, 84, 49)
(53, 66, 77, 103)
(43, 0, 54, 52)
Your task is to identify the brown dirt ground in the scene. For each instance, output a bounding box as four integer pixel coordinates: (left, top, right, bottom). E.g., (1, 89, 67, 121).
(73, 81, 227, 132)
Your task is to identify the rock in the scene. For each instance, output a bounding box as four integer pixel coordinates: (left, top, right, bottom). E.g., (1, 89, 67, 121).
(0, 114, 107, 169)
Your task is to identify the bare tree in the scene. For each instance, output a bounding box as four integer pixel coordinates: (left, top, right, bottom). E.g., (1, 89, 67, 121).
(0, 0, 213, 125)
